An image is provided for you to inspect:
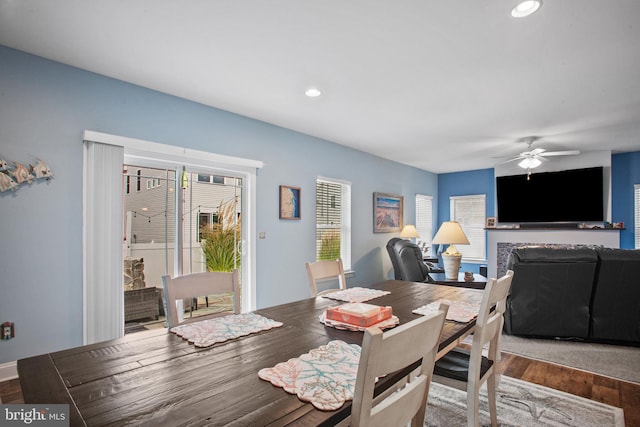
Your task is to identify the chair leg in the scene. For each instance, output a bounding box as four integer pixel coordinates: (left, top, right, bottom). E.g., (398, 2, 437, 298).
(467, 381, 481, 427)
(487, 374, 498, 427)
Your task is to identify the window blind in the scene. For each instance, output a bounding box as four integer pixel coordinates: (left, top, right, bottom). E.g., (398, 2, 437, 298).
(635, 184, 640, 249)
(415, 194, 433, 255)
(316, 178, 351, 269)
(450, 194, 486, 261)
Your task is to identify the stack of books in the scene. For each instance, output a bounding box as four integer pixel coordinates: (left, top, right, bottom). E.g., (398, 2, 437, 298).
(325, 303, 393, 327)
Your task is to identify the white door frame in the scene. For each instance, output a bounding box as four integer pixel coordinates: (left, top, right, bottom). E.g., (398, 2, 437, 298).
(83, 131, 262, 335)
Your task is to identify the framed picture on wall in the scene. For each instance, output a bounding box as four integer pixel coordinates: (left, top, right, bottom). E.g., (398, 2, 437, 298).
(486, 217, 497, 228)
(373, 192, 403, 233)
(279, 185, 301, 220)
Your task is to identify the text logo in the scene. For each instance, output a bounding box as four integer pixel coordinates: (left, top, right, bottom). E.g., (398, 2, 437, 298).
(1, 405, 69, 426)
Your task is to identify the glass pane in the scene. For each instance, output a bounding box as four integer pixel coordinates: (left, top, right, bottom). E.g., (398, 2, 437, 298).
(182, 172, 242, 318)
(316, 180, 342, 260)
(123, 165, 176, 331)
(123, 165, 176, 288)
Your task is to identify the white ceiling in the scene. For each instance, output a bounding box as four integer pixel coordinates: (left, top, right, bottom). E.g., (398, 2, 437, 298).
(1, 1, 639, 173)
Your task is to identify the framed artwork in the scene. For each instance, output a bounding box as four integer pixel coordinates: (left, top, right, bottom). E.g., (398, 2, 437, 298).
(486, 217, 497, 228)
(373, 192, 403, 233)
(279, 185, 301, 220)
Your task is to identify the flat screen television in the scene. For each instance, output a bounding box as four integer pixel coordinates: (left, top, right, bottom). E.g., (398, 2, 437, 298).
(496, 167, 604, 224)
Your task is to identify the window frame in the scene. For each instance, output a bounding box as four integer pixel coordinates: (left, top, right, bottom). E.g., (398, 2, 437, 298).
(315, 177, 352, 270)
(449, 194, 486, 262)
(635, 184, 640, 249)
(415, 194, 433, 256)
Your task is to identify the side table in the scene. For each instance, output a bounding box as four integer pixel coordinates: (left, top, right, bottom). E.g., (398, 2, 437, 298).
(428, 272, 487, 290)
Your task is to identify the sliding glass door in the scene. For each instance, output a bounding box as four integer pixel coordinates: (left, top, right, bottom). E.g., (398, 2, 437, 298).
(122, 164, 243, 328)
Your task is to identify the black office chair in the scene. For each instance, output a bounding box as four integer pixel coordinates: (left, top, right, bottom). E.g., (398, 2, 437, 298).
(386, 238, 435, 283)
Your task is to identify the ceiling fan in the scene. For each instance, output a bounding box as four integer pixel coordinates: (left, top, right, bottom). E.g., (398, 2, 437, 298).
(501, 136, 580, 176)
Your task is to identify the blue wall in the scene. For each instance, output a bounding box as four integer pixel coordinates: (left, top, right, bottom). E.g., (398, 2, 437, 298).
(1, 44, 638, 365)
(437, 168, 495, 273)
(0, 46, 438, 363)
(437, 157, 640, 274)
(612, 151, 640, 248)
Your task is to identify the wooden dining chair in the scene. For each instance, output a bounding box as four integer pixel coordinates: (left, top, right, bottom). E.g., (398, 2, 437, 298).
(350, 304, 449, 427)
(433, 269, 515, 427)
(305, 258, 347, 297)
(161, 270, 241, 329)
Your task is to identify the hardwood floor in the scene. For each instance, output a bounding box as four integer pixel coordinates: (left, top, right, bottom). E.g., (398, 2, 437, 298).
(498, 352, 640, 427)
(0, 377, 23, 405)
(2, 353, 639, 426)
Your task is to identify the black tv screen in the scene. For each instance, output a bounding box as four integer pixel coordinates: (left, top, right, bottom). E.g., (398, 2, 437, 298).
(496, 167, 604, 223)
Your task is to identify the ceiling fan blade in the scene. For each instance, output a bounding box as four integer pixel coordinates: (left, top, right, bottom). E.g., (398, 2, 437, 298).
(497, 156, 524, 165)
(530, 148, 546, 155)
(539, 150, 581, 157)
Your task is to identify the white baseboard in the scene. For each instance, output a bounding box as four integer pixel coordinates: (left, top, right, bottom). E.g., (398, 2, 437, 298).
(0, 361, 18, 382)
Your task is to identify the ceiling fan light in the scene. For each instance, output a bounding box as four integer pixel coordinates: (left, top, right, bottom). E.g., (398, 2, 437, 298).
(511, 0, 542, 18)
(518, 157, 542, 169)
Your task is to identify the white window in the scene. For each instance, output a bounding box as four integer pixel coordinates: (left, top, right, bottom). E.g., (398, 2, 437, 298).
(146, 177, 161, 189)
(450, 194, 486, 262)
(415, 194, 433, 256)
(315, 177, 351, 270)
(136, 169, 142, 192)
(635, 184, 640, 249)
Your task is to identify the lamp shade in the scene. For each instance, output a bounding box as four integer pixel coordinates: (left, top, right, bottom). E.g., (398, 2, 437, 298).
(432, 221, 469, 280)
(400, 224, 420, 238)
(431, 221, 469, 245)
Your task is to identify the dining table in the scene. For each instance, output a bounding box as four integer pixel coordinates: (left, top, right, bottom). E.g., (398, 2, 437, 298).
(18, 280, 483, 427)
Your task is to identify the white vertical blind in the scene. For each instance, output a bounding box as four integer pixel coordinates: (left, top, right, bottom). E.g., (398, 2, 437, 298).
(635, 184, 640, 249)
(415, 194, 433, 255)
(83, 140, 124, 344)
(450, 194, 486, 261)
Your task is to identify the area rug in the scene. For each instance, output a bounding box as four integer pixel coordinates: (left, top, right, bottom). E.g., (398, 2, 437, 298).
(425, 376, 624, 426)
(499, 334, 640, 384)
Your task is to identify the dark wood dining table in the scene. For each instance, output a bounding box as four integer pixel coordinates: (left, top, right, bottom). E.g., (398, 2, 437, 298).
(18, 280, 483, 427)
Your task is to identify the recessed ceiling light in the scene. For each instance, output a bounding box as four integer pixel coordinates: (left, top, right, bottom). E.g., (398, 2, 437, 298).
(511, 0, 542, 18)
(305, 87, 322, 97)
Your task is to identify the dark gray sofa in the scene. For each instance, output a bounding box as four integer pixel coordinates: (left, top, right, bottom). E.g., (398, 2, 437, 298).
(504, 246, 640, 345)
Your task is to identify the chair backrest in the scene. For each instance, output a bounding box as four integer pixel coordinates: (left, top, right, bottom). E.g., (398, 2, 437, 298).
(386, 238, 432, 282)
(161, 270, 241, 329)
(351, 304, 449, 427)
(469, 269, 514, 379)
(305, 258, 347, 297)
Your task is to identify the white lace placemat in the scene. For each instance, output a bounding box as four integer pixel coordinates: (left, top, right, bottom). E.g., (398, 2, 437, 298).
(170, 313, 283, 348)
(258, 340, 361, 411)
(413, 299, 480, 323)
(321, 287, 391, 303)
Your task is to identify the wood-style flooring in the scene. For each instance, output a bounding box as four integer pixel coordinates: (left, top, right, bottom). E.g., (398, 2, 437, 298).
(1, 352, 639, 426)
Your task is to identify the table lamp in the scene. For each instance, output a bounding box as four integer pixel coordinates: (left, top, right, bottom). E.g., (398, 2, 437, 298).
(400, 224, 419, 240)
(431, 221, 469, 280)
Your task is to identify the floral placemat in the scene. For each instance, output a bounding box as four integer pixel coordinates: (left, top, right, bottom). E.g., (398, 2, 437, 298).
(413, 299, 480, 323)
(258, 340, 361, 410)
(170, 313, 283, 348)
(319, 311, 399, 331)
(321, 287, 391, 303)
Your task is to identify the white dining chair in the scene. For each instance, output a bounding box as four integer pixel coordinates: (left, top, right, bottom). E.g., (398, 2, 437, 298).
(161, 270, 240, 329)
(350, 303, 449, 427)
(433, 269, 514, 427)
(305, 258, 347, 297)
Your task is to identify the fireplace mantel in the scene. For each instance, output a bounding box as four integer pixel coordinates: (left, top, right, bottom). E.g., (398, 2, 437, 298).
(487, 228, 621, 279)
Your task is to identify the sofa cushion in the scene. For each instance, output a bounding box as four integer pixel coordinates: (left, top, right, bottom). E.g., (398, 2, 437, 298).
(505, 247, 598, 338)
(590, 248, 640, 343)
(510, 246, 598, 264)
